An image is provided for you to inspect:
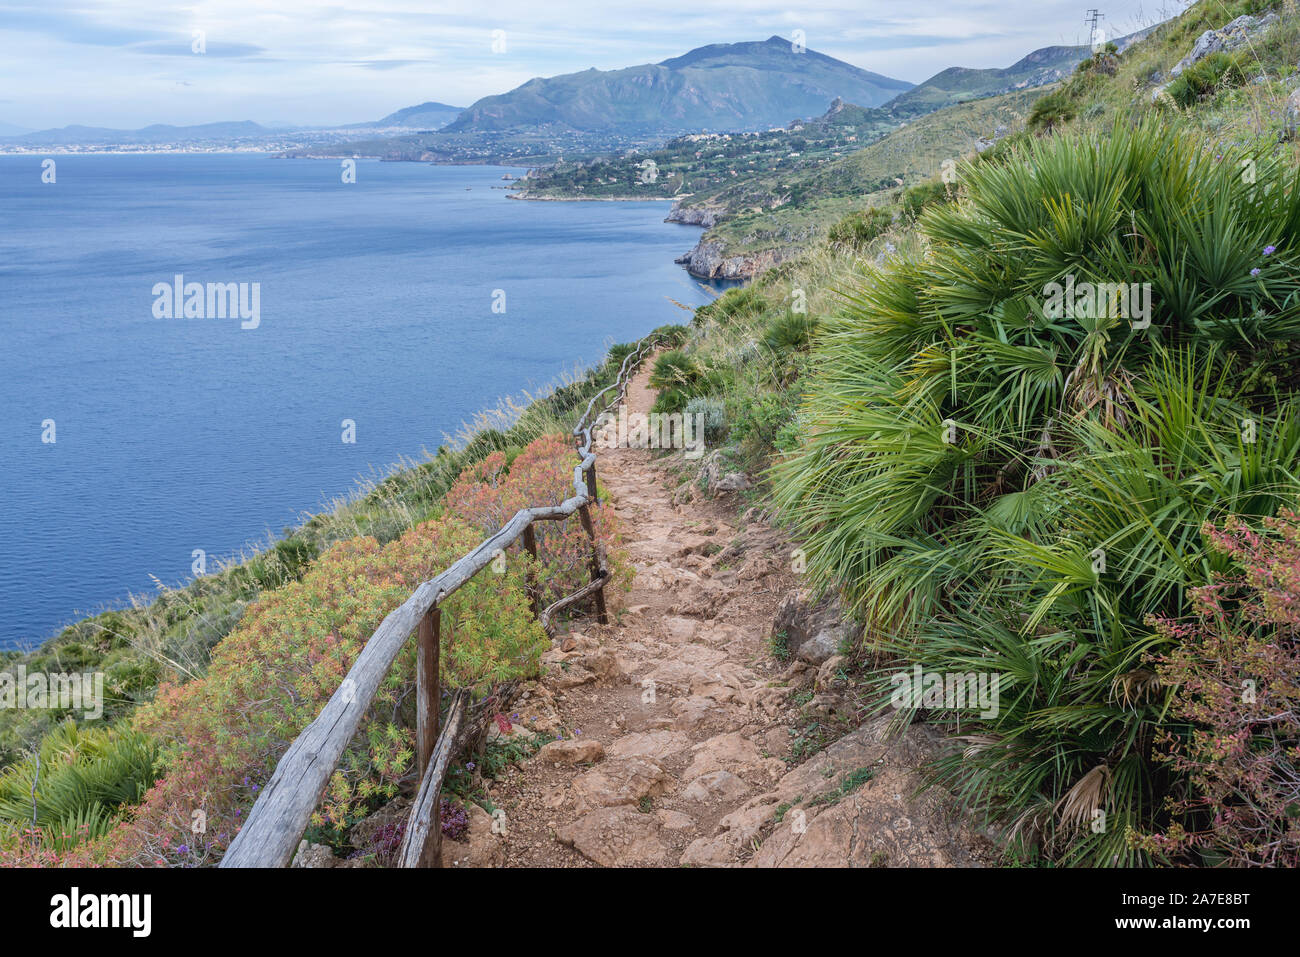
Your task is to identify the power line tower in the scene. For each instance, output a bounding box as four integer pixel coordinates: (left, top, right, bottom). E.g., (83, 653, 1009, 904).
(1085, 8, 1105, 49)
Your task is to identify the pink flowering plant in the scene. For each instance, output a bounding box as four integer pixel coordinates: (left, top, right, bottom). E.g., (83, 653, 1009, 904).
(1143, 510, 1300, 866)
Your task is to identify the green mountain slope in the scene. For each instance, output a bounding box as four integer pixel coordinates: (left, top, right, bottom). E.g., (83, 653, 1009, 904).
(443, 36, 912, 135)
(673, 86, 1047, 276)
(883, 26, 1157, 118)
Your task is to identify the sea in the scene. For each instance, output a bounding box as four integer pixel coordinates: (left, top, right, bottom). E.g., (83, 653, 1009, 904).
(0, 153, 721, 649)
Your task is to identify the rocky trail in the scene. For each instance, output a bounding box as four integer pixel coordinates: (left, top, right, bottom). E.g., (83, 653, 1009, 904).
(430, 364, 994, 869)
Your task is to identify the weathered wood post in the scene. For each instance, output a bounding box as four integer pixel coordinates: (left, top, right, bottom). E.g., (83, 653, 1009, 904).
(578, 503, 609, 625)
(521, 524, 540, 618)
(416, 607, 441, 776)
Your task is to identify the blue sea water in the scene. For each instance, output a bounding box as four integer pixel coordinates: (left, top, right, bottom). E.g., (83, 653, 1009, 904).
(0, 154, 719, 650)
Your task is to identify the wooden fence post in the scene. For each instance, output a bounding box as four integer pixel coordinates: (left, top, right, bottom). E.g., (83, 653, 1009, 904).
(578, 504, 608, 625)
(416, 607, 441, 777)
(521, 524, 540, 619)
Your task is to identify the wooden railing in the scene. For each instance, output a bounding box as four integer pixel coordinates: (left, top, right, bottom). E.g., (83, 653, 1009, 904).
(220, 339, 660, 868)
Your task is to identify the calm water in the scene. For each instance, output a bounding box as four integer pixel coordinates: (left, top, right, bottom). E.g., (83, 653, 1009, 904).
(0, 154, 717, 649)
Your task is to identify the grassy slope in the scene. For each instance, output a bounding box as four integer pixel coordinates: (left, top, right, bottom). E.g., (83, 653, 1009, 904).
(884, 45, 1089, 117)
(696, 0, 1300, 261)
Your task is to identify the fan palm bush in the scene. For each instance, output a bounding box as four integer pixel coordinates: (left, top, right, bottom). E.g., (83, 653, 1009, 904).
(773, 118, 1300, 864)
(829, 207, 893, 250)
(0, 721, 157, 856)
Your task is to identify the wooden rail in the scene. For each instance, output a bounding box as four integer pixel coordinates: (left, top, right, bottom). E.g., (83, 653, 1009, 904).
(220, 338, 660, 868)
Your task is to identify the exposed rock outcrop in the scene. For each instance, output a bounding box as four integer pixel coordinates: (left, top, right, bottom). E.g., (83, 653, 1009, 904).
(682, 715, 996, 868)
(1169, 12, 1280, 79)
(1286, 86, 1300, 140)
(674, 239, 795, 280)
(665, 202, 722, 228)
(771, 588, 863, 665)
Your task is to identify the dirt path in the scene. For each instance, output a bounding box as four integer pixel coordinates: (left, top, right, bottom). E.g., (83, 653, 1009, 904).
(481, 365, 994, 868)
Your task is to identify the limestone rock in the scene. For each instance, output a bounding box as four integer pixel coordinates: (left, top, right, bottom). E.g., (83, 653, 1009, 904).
(684, 732, 784, 786)
(815, 655, 849, 693)
(1169, 12, 1279, 79)
(291, 840, 338, 868)
(556, 806, 667, 866)
(607, 730, 690, 762)
(681, 769, 752, 803)
(570, 756, 672, 812)
(1286, 86, 1300, 140)
(690, 715, 996, 868)
(715, 472, 751, 492)
(771, 588, 862, 665)
(536, 738, 605, 765)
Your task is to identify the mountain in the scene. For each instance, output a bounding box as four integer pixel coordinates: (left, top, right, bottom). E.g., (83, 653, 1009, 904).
(443, 36, 912, 135)
(883, 25, 1159, 118)
(375, 101, 465, 129)
(0, 120, 271, 146)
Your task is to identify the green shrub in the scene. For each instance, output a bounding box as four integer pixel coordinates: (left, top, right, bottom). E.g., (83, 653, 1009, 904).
(0, 721, 157, 855)
(1167, 51, 1249, 108)
(648, 323, 690, 347)
(773, 119, 1300, 865)
(1027, 89, 1077, 133)
(763, 311, 818, 355)
(649, 349, 701, 392)
(900, 179, 951, 218)
(731, 387, 802, 457)
(828, 207, 893, 250)
(693, 287, 767, 327)
(685, 397, 729, 446)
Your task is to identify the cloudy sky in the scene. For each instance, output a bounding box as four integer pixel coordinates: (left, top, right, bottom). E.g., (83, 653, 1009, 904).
(0, 0, 1186, 130)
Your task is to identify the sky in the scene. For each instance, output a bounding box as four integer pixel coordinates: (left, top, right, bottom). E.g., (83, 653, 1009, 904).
(0, 0, 1190, 131)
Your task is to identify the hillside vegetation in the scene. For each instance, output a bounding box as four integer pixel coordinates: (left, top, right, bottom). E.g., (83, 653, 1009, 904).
(647, 0, 1300, 865)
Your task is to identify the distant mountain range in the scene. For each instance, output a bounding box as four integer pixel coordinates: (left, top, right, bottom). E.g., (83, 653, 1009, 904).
(884, 25, 1157, 118)
(0, 120, 274, 147)
(0, 105, 466, 150)
(442, 37, 912, 135)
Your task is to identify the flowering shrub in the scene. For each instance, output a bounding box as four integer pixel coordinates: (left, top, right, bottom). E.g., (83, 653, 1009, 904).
(446, 433, 624, 607)
(1143, 511, 1300, 867)
(2, 433, 625, 866)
